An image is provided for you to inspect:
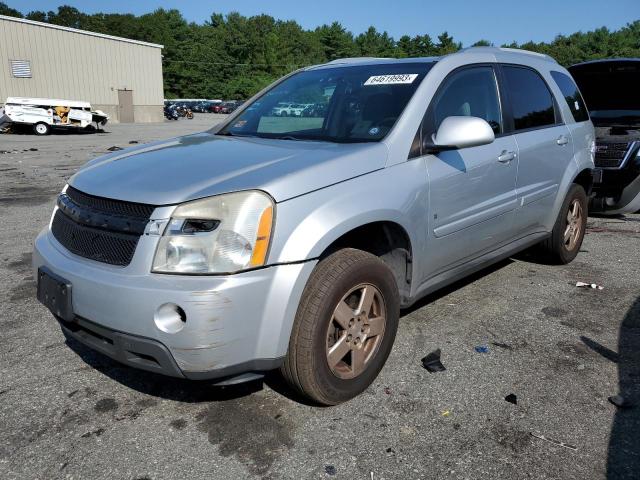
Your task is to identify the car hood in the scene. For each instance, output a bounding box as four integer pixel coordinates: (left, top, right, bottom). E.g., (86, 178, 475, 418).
(69, 132, 388, 205)
(569, 60, 640, 116)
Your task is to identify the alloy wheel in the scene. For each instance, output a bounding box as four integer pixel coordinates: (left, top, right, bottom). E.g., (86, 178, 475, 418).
(564, 199, 583, 251)
(325, 283, 386, 379)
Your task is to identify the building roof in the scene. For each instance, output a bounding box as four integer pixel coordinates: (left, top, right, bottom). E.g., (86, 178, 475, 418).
(0, 14, 163, 49)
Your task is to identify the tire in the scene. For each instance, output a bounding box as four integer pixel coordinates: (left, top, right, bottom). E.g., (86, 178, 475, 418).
(33, 122, 50, 136)
(281, 248, 400, 405)
(539, 183, 587, 264)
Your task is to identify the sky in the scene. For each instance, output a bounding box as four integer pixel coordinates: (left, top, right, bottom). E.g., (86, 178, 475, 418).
(11, 0, 640, 46)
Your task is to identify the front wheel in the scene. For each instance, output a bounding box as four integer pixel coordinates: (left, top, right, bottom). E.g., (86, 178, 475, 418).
(281, 248, 400, 405)
(33, 122, 51, 135)
(540, 183, 587, 264)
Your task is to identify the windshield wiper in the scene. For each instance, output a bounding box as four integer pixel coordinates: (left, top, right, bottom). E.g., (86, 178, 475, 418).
(277, 135, 311, 141)
(216, 131, 258, 138)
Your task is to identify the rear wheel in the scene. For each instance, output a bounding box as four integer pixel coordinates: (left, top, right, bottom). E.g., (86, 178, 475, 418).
(33, 122, 50, 136)
(540, 184, 587, 264)
(281, 248, 400, 405)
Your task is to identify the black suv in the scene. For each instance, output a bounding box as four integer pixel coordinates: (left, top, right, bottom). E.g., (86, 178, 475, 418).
(569, 59, 640, 214)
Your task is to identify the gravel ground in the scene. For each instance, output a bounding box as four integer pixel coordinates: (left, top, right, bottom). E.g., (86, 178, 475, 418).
(0, 114, 638, 479)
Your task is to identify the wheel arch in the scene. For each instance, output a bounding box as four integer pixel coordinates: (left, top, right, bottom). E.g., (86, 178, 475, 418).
(318, 220, 413, 303)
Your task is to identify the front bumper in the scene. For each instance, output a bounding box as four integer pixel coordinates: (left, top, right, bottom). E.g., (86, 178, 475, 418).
(591, 164, 640, 214)
(33, 227, 316, 379)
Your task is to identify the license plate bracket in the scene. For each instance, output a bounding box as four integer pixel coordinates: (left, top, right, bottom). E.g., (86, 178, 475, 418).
(37, 267, 73, 322)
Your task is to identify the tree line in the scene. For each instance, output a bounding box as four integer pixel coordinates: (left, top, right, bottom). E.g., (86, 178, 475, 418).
(1, 3, 639, 99)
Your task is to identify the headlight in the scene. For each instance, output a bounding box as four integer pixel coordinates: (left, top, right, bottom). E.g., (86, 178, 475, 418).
(152, 191, 274, 274)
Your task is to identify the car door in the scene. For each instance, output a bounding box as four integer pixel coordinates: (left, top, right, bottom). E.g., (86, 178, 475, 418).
(499, 65, 574, 235)
(422, 65, 519, 278)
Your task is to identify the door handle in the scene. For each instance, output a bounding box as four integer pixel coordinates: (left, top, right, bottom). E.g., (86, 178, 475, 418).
(497, 150, 516, 163)
(556, 135, 569, 146)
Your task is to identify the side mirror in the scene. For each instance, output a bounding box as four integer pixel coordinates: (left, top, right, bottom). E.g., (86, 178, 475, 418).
(427, 116, 495, 152)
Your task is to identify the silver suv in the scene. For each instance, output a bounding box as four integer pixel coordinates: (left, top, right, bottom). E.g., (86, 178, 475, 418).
(34, 47, 595, 405)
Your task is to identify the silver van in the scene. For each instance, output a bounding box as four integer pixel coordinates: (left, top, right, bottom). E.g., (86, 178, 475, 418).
(34, 47, 595, 405)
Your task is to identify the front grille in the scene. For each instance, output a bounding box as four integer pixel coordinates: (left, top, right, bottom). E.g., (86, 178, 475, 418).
(51, 187, 155, 266)
(66, 185, 155, 219)
(594, 142, 631, 168)
(52, 210, 141, 266)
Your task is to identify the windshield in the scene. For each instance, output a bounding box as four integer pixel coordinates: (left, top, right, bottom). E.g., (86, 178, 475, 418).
(218, 62, 434, 143)
(569, 61, 640, 126)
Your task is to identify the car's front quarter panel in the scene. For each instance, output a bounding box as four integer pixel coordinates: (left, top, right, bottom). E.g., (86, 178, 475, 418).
(269, 158, 430, 298)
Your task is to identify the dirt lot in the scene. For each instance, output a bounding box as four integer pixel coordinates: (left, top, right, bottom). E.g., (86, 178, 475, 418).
(0, 115, 638, 479)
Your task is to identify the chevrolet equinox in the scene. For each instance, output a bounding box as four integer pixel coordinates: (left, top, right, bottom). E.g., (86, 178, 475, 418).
(34, 47, 595, 405)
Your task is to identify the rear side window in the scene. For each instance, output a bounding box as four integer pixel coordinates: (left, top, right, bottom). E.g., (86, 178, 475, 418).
(550, 71, 589, 122)
(502, 66, 556, 131)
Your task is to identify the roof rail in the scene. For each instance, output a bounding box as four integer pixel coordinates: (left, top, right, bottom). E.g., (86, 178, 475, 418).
(459, 45, 557, 63)
(325, 57, 391, 65)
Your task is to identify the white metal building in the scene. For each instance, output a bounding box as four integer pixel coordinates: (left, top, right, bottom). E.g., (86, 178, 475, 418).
(0, 14, 164, 123)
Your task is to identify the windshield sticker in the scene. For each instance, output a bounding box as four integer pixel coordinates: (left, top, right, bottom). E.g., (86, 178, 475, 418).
(368, 127, 380, 135)
(364, 74, 418, 86)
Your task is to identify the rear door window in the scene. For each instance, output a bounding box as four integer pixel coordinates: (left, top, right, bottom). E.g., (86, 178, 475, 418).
(550, 71, 590, 122)
(502, 66, 557, 131)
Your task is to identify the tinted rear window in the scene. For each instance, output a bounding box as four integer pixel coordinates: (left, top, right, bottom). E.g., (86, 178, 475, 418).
(550, 71, 589, 122)
(503, 66, 556, 131)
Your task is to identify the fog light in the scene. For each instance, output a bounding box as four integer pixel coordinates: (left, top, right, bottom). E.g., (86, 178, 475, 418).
(154, 303, 186, 333)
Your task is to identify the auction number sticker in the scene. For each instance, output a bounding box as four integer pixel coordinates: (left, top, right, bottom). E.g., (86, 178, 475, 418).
(364, 74, 418, 85)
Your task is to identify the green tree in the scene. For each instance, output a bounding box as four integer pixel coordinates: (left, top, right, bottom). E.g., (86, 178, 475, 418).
(355, 26, 395, 57)
(314, 22, 357, 60)
(436, 32, 462, 55)
(0, 2, 22, 17)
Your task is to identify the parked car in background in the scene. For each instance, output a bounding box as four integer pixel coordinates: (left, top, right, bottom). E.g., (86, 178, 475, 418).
(218, 101, 242, 114)
(192, 101, 212, 113)
(212, 101, 235, 113)
(272, 102, 308, 116)
(569, 59, 640, 214)
(34, 48, 594, 405)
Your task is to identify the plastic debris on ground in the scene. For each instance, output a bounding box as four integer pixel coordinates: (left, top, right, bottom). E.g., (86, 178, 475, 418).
(575, 281, 604, 290)
(384, 387, 392, 395)
(324, 465, 337, 475)
(474, 345, 490, 353)
(421, 348, 446, 372)
(107, 146, 124, 151)
(441, 410, 451, 417)
(608, 395, 634, 409)
(505, 393, 518, 405)
(530, 432, 577, 451)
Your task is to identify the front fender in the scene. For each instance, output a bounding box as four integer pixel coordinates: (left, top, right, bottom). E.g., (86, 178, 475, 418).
(269, 159, 429, 281)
